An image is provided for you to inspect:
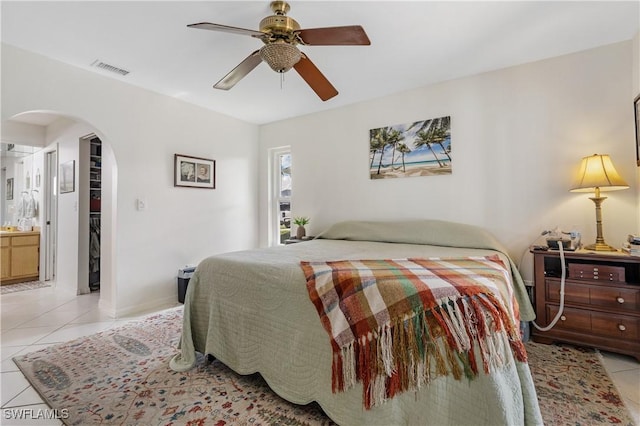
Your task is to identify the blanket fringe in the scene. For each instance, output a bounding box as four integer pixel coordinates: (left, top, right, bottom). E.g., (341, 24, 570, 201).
(331, 294, 527, 409)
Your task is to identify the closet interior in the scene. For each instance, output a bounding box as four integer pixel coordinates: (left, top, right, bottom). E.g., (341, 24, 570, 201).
(89, 137, 101, 291)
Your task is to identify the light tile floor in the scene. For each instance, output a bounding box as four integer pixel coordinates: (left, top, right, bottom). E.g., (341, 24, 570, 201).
(1, 284, 639, 425)
(1, 285, 177, 425)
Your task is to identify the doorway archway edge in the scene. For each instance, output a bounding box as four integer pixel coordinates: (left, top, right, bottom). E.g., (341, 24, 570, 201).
(4, 110, 118, 317)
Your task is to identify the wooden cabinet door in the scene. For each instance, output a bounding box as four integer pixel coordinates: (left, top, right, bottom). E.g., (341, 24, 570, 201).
(0, 245, 10, 279)
(10, 245, 39, 278)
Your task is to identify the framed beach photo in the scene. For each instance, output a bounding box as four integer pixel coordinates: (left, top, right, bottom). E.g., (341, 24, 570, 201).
(635, 94, 640, 166)
(370, 116, 451, 179)
(60, 160, 75, 193)
(174, 154, 215, 189)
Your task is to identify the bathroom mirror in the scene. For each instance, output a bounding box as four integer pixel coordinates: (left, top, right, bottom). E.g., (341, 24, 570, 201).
(1, 143, 39, 158)
(1, 143, 43, 226)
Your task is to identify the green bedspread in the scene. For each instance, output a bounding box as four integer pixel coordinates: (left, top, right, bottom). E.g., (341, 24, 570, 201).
(170, 220, 542, 425)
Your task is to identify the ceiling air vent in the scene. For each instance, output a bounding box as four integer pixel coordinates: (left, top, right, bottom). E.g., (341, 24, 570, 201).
(90, 59, 130, 76)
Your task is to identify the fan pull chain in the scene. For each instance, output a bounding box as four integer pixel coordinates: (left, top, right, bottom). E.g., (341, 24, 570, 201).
(280, 72, 285, 90)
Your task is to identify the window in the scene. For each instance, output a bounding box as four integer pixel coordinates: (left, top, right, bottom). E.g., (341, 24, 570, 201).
(270, 147, 291, 246)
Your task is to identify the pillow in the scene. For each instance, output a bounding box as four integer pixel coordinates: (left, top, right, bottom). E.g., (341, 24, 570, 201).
(317, 219, 505, 252)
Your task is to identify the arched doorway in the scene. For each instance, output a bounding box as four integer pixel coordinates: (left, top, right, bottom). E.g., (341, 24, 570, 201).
(2, 111, 117, 315)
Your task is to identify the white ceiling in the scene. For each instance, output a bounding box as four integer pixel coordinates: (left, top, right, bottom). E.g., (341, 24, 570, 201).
(2, 1, 639, 125)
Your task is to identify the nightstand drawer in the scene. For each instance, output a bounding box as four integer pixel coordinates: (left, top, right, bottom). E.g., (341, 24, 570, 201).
(546, 279, 640, 312)
(591, 312, 639, 340)
(547, 306, 591, 333)
(548, 305, 639, 340)
(590, 286, 640, 312)
(568, 263, 625, 282)
(546, 279, 590, 305)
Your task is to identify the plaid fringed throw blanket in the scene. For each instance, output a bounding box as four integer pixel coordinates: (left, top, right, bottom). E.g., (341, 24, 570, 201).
(300, 256, 527, 409)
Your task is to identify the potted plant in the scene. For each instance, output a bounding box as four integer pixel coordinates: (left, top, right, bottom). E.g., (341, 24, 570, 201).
(293, 216, 310, 239)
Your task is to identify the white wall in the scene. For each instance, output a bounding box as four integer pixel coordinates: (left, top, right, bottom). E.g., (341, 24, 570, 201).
(54, 124, 82, 296)
(634, 32, 639, 96)
(259, 41, 639, 262)
(2, 44, 259, 316)
(634, 31, 640, 232)
(2, 121, 45, 147)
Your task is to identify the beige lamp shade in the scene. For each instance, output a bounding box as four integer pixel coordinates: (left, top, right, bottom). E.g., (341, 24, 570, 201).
(569, 154, 629, 192)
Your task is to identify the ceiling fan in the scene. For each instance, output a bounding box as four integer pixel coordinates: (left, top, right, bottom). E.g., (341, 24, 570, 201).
(187, 1, 370, 101)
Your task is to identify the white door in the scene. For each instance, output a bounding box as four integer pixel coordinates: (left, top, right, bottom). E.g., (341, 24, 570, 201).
(43, 150, 57, 281)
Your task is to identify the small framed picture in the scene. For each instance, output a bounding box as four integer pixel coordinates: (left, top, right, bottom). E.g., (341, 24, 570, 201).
(174, 154, 215, 189)
(6, 178, 13, 200)
(60, 160, 75, 193)
(635, 94, 640, 166)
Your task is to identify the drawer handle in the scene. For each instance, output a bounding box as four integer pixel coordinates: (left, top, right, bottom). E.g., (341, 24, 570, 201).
(617, 297, 625, 304)
(618, 324, 626, 332)
(560, 315, 566, 321)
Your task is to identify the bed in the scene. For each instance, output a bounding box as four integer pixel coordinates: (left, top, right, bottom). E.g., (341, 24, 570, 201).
(170, 220, 543, 425)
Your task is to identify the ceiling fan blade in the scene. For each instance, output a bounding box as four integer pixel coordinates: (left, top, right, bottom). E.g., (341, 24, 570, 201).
(295, 25, 370, 46)
(293, 54, 338, 101)
(187, 22, 265, 38)
(214, 50, 263, 90)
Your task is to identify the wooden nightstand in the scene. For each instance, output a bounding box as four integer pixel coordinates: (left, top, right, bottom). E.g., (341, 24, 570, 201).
(531, 249, 640, 361)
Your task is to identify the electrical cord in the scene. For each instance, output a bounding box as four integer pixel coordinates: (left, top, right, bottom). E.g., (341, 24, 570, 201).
(531, 241, 567, 331)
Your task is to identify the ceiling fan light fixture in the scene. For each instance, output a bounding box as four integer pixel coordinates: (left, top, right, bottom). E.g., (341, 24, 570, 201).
(188, 0, 369, 100)
(260, 43, 301, 73)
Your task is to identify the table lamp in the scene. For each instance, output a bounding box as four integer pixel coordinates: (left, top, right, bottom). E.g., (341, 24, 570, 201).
(569, 154, 629, 251)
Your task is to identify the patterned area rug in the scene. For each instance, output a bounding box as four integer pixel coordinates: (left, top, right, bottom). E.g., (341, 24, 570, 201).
(13, 307, 635, 426)
(1, 280, 51, 295)
(526, 341, 635, 425)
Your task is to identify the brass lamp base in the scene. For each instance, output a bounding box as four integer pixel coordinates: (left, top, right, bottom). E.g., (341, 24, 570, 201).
(584, 193, 618, 252)
(583, 242, 618, 252)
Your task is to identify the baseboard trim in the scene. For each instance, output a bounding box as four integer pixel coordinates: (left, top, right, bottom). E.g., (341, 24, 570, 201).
(112, 295, 180, 319)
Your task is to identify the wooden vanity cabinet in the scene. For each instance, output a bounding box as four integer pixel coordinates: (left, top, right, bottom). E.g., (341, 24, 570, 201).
(0, 231, 40, 284)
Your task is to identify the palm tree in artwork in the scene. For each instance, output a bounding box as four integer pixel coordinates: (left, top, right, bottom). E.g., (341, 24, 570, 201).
(375, 127, 391, 174)
(396, 143, 411, 172)
(386, 129, 405, 171)
(414, 130, 445, 167)
(371, 127, 402, 175)
(428, 127, 452, 163)
(410, 116, 451, 167)
(369, 129, 385, 169)
(407, 116, 451, 136)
